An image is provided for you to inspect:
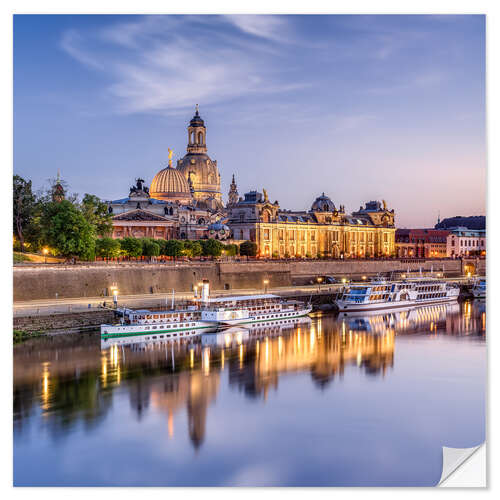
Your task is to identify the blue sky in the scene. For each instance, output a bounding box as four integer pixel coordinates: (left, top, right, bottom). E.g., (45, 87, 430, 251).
(14, 14, 485, 227)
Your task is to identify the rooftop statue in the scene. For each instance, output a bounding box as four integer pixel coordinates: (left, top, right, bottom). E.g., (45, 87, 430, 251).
(168, 148, 174, 167)
(263, 188, 269, 202)
(382, 199, 387, 211)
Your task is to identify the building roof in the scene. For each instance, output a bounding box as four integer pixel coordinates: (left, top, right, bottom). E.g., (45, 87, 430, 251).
(150, 166, 192, 202)
(311, 193, 336, 212)
(112, 209, 170, 222)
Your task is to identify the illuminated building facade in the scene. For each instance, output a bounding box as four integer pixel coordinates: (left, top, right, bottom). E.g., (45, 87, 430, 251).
(395, 229, 450, 258)
(228, 191, 396, 258)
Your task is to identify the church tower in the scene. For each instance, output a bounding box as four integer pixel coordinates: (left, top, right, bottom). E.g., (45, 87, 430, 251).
(187, 104, 207, 154)
(177, 105, 222, 209)
(228, 174, 239, 207)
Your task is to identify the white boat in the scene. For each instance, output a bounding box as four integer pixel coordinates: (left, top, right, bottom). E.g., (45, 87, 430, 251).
(202, 294, 312, 325)
(100, 307, 218, 343)
(101, 282, 312, 342)
(471, 278, 486, 299)
(335, 278, 459, 313)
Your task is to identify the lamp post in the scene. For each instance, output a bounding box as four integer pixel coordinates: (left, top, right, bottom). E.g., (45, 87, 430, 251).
(43, 247, 48, 264)
(317, 276, 323, 292)
(263, 279, 269, 294)
(113, 289, 118, 308)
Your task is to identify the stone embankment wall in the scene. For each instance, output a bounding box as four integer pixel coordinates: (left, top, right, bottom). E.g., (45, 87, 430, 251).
(13, 310, 115, 333)
(14, 258, 475, 302)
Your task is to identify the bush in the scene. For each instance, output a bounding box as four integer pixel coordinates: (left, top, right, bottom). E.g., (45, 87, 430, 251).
(239, 240, 257, 257)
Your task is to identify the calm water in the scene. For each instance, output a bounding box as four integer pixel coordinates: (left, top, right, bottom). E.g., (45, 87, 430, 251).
(14, 300, 486, 487)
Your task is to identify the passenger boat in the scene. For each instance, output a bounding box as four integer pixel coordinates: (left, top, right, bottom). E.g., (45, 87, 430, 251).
(471, 278, 486, 299)
(202, 294, 312, 325)
(101, 284, 312, 342)
(100, 307, 219, 343)
(335, 278, 459, 313)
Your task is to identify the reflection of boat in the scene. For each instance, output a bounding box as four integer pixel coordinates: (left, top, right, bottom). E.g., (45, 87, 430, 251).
(336, 278, 459, 313)
(471, 278, 486, 299)
(202, 316, 312, 347)
(339, 302, 455, 336)
(101, 326, 217, 349)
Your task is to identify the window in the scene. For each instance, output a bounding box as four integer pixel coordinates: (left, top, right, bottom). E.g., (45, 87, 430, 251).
(264, 229, 270, 240)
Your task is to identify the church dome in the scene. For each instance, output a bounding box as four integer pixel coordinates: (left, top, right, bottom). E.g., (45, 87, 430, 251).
(150, 166, 192, 203)
(311, 193, 336, 212)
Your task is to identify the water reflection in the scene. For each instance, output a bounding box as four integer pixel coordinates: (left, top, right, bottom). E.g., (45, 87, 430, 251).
(13, 300, 485, 485)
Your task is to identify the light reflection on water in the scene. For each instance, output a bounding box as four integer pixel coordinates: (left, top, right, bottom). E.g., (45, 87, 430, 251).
(14, 299, 485, 486)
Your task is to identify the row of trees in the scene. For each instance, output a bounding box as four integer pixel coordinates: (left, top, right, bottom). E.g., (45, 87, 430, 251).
(95, 237, 252, 259)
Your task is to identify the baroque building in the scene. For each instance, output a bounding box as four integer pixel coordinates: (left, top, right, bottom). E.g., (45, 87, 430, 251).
(176, 105, 223, 209)
(227, 191, 396, 258)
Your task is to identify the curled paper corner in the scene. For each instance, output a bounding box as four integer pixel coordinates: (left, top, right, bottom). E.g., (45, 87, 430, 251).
(438, 443, 486, 487)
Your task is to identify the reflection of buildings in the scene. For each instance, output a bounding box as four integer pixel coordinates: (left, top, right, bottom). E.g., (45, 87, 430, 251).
(14, 301, 485, 447)
(150, 370, 220, 449)
(228, 319, 395, 395)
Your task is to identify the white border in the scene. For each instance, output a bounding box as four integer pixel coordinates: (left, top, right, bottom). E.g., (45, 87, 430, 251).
(3, 1, 497, 497)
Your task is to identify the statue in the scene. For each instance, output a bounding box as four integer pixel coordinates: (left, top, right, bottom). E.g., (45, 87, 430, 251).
(168, 148, 174, 167)
(382, 199, 387, 211)
(263, 188, 269, 202)
(135, 178, 144, 191)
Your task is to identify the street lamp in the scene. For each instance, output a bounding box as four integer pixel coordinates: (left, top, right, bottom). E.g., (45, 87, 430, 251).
(43, 247, 48, 264)
(362, 275, 367, 281)
(194, 285, 198, 299)
(113, 289, 118, 308)
(317, 276, 323, 291)
(263, 279, 269, 293)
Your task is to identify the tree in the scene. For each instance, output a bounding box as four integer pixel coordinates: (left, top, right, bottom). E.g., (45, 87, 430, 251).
(239, 240, 257, 257)
(200, 239, 223, 257)
(182, 240, 202, 258)
(120, 237, 143, 258)
(40, 200, 95, 260)
(224, 243, 239, 256)
(164, 239, 184, 258)
(13, 175, 36, 252)
(95, 237, 121, 259)
(81, 194, 113, 237)
(142, 239, 160, 257)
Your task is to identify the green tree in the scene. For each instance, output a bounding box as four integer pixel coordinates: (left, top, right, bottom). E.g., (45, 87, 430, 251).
(142, 239, 160, 257)
(120, 237, 143, 258)
(81, 194, 113, 237)
(40, 200, 95, 260)
(239, 240, 257, 257)
(224, 243, 239, 256)
(183, 240, 202, 258)
(13, 175, 36, 252)
(164, 239, 184, 258)
(200, 239, 223, 257)
(95, 237, 121, 259)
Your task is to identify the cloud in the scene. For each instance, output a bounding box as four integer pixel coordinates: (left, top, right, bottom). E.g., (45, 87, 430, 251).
(60, 29, 103, 70)
(224, 15, 289, 42)
(60, 15, 305, 115)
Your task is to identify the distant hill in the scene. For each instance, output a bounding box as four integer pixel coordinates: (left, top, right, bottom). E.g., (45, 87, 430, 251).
(435, 216, 485, 230)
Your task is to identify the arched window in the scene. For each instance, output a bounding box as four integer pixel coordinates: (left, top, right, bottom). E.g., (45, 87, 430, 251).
(198, 131, 203, 144)
(190, 131, 195, 144)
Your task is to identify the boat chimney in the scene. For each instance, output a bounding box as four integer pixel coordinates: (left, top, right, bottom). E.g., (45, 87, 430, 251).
(201, 279, 210, 303)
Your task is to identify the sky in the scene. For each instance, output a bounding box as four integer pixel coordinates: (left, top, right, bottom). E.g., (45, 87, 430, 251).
(13, 14, 486, 227)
